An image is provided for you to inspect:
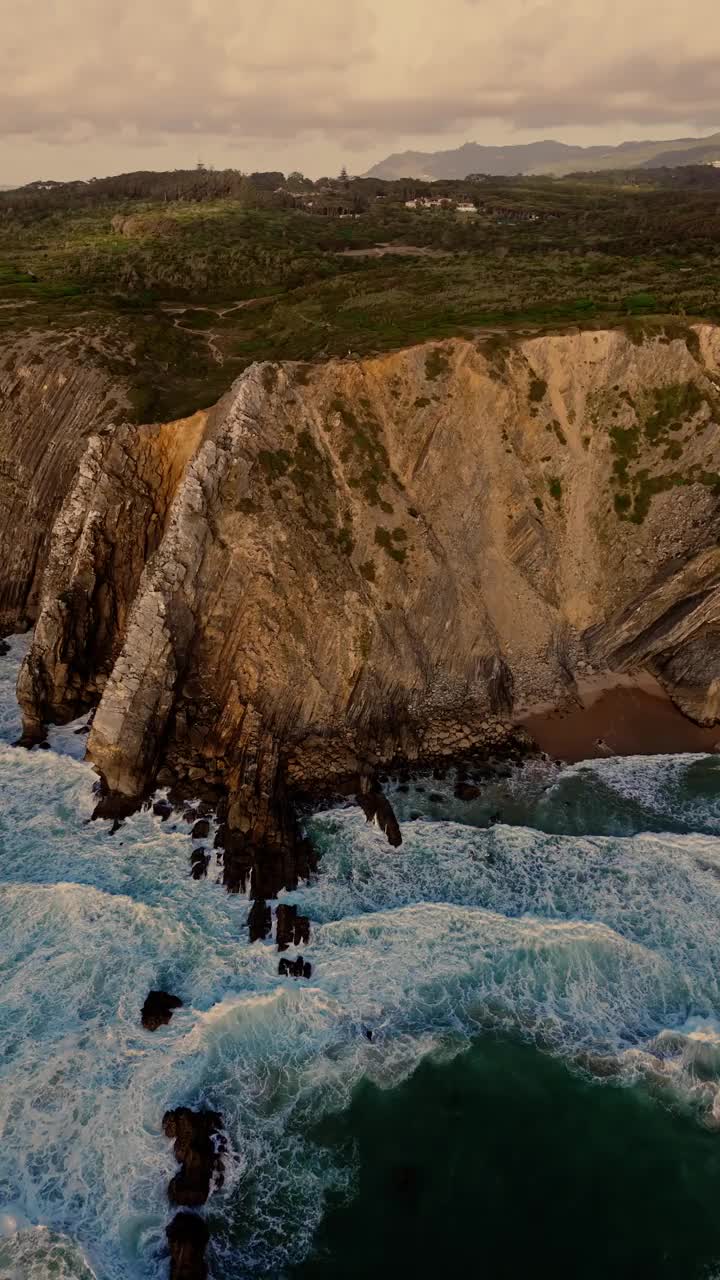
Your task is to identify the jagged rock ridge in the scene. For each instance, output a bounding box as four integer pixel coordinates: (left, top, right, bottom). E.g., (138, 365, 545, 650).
(0, 333, 128, 632)
(16, 327, 720, 880)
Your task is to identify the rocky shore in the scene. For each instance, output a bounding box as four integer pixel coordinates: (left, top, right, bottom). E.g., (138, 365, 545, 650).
(9, 330, 718, 886)
(2, 327, 720, 1279)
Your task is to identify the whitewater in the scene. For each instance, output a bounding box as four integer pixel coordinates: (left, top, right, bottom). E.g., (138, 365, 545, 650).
(2, 632, 720, 1278)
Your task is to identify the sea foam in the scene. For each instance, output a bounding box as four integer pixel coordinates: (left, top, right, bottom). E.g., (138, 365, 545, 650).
(1, 638, 720, 1276)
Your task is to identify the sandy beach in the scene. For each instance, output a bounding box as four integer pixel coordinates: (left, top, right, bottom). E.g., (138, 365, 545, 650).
(517, 670, 720, 764)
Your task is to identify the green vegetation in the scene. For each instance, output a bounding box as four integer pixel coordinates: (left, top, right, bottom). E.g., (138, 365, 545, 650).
(2, 166, 720, 420)
(425, 348, 450, 381)
(598, 372, 720, 522)
(643, 382, 707, 442)
(331, 395, 393, 508)
(374, 526, 408, 563)
(258, 448, 292, 481)
(548, 476, 563, 503)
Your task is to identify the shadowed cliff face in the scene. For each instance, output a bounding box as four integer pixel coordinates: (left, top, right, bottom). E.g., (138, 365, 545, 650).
(0, 332, 128, 633)
(15, 328, 720, 859)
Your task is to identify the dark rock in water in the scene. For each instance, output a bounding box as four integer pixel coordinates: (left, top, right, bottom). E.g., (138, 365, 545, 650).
(89, 790, 139, 829)
(491, 762, 512, 779)
(142, 990, 183, 1031)
(0, 639, 10, 656)
(153, 799, 174, 821)
(14, 728, 47, 748)
(74, 722, 91, 736)
(276, 904, 295, 950)
(166, 1212, 209, 1280)
(190, 849, 210, 880)
(276, 903, 311, 951)
(37, 740, 51, 750)
(219, 828, 253, 894)
(163, 1107, 225, 1207)
(278, 955, 312, 979)
(470, 764, 496, 782)
(247, 898, 271, 942)
(356, 786, 403, 848)
(428, 792, 445, 803)
(183, 808, 199, 824)
(454, 782, 481, 801)
(191, 819, 210, 840)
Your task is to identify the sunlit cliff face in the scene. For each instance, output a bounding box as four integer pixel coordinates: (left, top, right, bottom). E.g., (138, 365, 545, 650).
(12, 329, 720, 843)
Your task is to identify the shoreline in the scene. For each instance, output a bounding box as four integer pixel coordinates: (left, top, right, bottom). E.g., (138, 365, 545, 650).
(516, 669, 719, 765)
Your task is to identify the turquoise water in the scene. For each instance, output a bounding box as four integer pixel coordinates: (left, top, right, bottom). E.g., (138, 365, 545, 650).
(2, 634, 720, 1278)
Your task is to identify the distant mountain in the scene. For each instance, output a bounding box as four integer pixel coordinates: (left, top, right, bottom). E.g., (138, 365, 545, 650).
(365, 134, 720, 180)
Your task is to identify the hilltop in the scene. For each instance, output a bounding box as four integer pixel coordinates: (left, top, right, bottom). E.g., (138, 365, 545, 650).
(366, 133, 720, 180)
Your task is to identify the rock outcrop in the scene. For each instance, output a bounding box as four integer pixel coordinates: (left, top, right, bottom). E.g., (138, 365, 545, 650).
(14, 327, 720, 887)
(275, 904, 311, 951)
(163, 1107, 225, 1207)
(166, 1212, 209, 1280)
(247, 898, 272, 942)
(0, 332, 128, 634)
(279, 956, 312, 979)
(142, 990, 183, 1031)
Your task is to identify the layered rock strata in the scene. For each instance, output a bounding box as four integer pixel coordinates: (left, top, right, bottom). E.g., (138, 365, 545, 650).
(0, 332, 128, 633)
(14, 328, 720, 888)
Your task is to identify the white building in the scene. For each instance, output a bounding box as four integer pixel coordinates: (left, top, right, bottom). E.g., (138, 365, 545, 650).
(405, 197, 450, 210)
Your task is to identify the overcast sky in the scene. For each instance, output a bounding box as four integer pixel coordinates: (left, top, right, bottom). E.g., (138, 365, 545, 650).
(1, 0, 719, 184)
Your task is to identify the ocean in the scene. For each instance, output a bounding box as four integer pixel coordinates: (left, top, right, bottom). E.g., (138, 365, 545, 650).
(2, 633, 720, 1278)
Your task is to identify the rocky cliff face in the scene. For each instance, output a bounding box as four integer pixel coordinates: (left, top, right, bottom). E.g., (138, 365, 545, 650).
(0, 331, 128, 633)
(14, 327, 720, 880)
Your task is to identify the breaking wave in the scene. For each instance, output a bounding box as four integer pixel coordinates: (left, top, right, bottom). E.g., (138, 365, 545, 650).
(1, 637, 720, 1276)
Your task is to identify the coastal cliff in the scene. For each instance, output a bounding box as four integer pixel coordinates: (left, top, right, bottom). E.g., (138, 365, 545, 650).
(12, 326, 720, 881)
(0, 331, 128, 633)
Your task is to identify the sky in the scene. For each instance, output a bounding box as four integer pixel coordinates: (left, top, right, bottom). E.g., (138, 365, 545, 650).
(1, 0, 719, 184)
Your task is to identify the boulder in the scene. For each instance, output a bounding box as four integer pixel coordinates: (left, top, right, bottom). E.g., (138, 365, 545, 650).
(191, 819, 210, 840)
(166, 1211, 210, 1280)
(153, 799, 174, 821)
(142, 990, 183, 1031)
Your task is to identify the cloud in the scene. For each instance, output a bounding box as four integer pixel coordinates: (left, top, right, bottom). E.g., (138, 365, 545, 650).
(0, 0, 718, 148)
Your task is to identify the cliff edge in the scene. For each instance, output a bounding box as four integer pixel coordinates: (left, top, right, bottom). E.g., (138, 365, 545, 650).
(14, 327, 720, 884)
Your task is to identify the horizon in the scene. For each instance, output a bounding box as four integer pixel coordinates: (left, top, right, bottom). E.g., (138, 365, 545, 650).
(2, 0, 720, 186)
(4, 125, 720, 188)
